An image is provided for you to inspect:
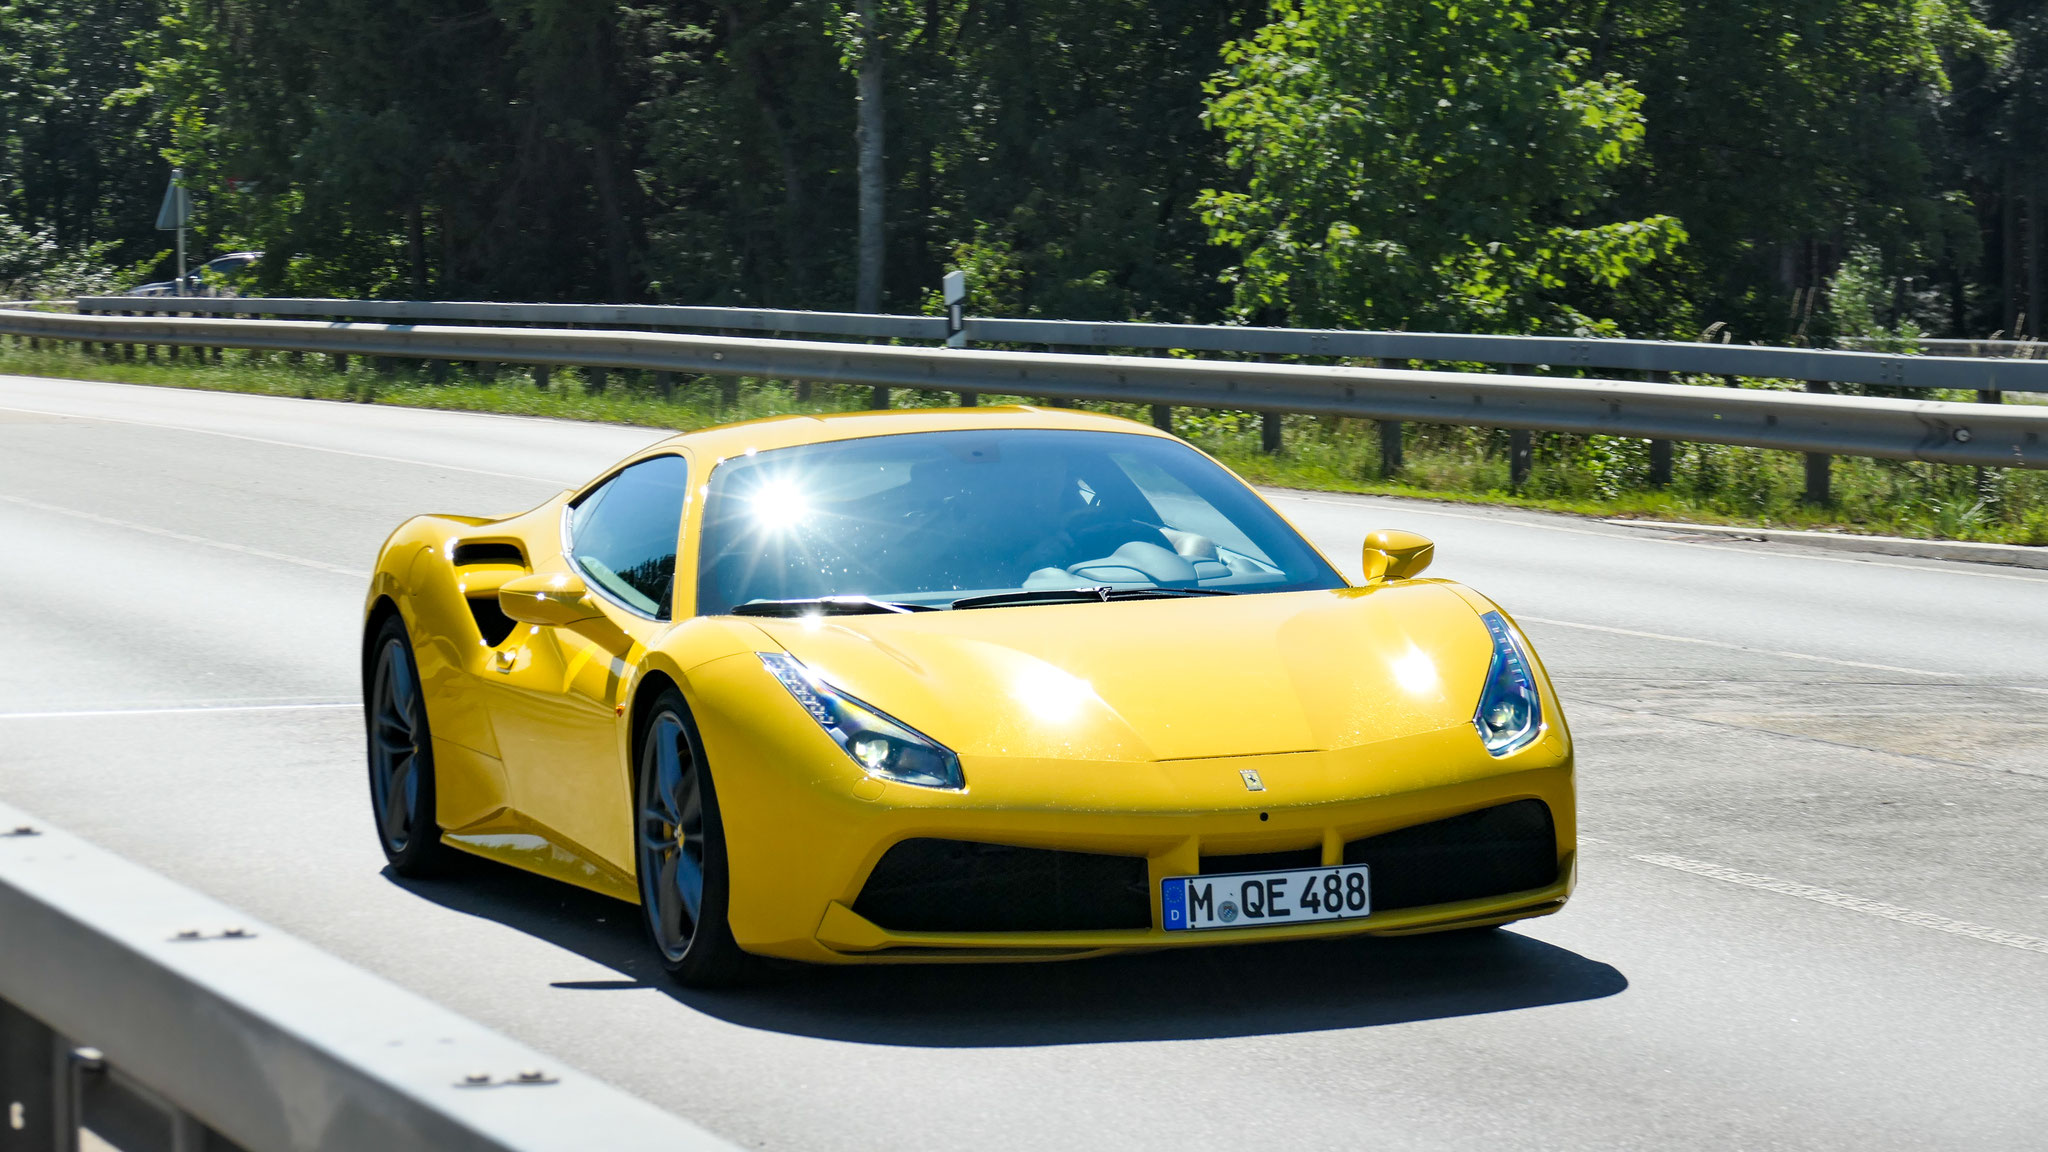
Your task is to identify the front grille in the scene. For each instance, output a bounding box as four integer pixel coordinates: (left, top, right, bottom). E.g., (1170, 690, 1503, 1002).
(853, 839, 1151, 933)
(1342, 800, 1558, 912)
(1200, 846, 1322, 875)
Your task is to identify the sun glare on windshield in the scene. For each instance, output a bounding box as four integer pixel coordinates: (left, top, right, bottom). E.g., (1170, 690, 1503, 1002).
(746, 476, 813, 532)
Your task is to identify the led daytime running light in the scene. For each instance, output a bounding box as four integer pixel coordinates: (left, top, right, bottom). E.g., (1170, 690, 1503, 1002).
(758, 652, 964, 789)
(1472, 611, 1543, 756)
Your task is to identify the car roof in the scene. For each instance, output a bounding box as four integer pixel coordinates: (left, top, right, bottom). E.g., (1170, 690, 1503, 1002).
(641, 405, 1177, 463)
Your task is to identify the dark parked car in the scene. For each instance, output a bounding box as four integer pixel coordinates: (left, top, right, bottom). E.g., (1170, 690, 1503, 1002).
(126, 251, 262, 298)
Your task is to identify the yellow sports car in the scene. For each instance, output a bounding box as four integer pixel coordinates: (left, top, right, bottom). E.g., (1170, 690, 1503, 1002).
(363, 407, 1573, 984)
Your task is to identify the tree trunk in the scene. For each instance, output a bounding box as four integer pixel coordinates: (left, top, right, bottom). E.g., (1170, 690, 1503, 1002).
(593, 135, 633, 303)
(408, 205, 427, 297)
(2029, 189, 2042, 340)
(717, 3, 810, 298)
(2003, 176, 2021, 334)
(855, 0, 885, 313)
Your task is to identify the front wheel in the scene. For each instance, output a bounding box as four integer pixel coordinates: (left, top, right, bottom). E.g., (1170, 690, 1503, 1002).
(636, 687, 751, 986)
(365, 613, 456, 876)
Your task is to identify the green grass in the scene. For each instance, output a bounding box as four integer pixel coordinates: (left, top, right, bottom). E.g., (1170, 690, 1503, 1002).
(5, 338, 2045, 546)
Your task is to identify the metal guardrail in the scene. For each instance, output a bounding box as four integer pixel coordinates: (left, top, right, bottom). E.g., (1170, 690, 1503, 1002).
(0, 799, 738, 1152)
(6, 309, 2045, 470)
(79, 296, 942, 342)
(74, 296, 2048, 394)
(1838, 336, 2048, 360)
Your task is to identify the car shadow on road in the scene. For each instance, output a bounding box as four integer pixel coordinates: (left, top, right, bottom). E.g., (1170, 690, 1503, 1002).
(387, 855, 1627, 1048)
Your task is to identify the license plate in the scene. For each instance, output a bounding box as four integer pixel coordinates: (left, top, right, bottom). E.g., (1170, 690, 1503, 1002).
(1161, 863, 1371, 931)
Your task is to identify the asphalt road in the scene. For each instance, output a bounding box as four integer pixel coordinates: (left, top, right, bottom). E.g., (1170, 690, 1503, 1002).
(4, 374, 2046, 1151)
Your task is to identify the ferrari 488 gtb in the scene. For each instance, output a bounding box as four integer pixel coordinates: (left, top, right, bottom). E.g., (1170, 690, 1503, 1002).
(362, 407, 1574, 984)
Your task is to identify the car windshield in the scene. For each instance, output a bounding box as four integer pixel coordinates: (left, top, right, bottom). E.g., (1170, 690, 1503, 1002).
(695, 428, 1346, 614)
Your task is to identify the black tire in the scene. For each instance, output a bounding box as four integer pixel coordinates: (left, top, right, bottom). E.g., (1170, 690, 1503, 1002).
(635, 686, 752, 986)
(365, 612, 456, 876)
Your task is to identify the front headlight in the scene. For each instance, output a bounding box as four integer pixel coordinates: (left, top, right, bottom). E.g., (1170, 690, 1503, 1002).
(758, 652, 964, 789)
(1473, 611, 1543, 756)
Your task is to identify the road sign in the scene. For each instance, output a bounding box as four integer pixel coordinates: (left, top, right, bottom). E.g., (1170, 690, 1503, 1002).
(155, 170, 192, 231)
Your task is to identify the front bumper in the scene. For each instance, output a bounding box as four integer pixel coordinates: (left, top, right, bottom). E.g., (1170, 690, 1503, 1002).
(685, 655, 1576, 965)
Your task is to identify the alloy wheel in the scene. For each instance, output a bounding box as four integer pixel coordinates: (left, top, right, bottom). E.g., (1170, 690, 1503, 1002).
(369, 637, 425, 852)
(639, 709, 707, 962)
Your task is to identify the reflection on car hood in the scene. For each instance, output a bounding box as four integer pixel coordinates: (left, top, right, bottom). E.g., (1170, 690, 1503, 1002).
(745, 583, 1495, 763)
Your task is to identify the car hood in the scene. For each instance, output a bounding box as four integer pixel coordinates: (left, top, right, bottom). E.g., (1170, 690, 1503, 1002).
(744, 583, 1496, 764)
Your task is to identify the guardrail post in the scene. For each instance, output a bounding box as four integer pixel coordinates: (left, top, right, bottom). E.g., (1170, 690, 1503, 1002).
(586, 365, 608, 395)
(1049, 345, 1079, 407)
(1647, 371, 1674, 486)
(533, 365, 550, 390)
(1151, 404, 1172, 433)
(1375, 359, 1404, 477)
(0, 998, 58, 1152)
(1258, 353, 1282, 452)
(654, 370, 673, 399)
(1509, 430, 1532, 488)
(1803, 380, 1832, 505)
(1508, 364, 1534, 489)
(1976, 388, 2004, 502)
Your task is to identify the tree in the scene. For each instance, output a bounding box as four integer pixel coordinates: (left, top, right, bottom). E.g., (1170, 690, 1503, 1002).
(1197, 0, 1684, 335)
(1578, 0, 2004, 341)
(0, 0, 168, 276)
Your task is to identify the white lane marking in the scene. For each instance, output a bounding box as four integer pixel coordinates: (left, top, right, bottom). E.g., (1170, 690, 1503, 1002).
(1517, 615, 1963, 678)
(1275, 493, 2048, 585)
(1635, 852, 2048, 956)
(0, 400, 576, 485)
(0, 702, 358, 720)
(0, 493, 362, 577)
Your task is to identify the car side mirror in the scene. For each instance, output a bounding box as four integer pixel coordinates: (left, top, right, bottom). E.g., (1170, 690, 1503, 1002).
(1361, 530, 1434, 583)
(498, 572, 602, 627)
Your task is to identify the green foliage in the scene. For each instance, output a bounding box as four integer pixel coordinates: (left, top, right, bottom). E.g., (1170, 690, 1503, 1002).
(1827, 243, 1924, 351)
(0, 0, 169, 274)
(0, 211, 139, 296)
(1583, 0, 2006, 342)
(1197, 0, 1686, 333)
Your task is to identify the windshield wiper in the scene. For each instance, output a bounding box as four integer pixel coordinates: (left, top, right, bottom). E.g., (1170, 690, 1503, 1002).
(950, 586, 1236, 610)
(732, 596, 933, 617)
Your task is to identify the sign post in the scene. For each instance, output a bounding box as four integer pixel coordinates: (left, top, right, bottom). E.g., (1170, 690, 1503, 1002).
(155, 169, 193, 295)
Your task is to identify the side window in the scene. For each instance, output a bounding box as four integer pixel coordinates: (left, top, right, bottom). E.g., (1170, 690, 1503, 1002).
(567, 455, 690, 619)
